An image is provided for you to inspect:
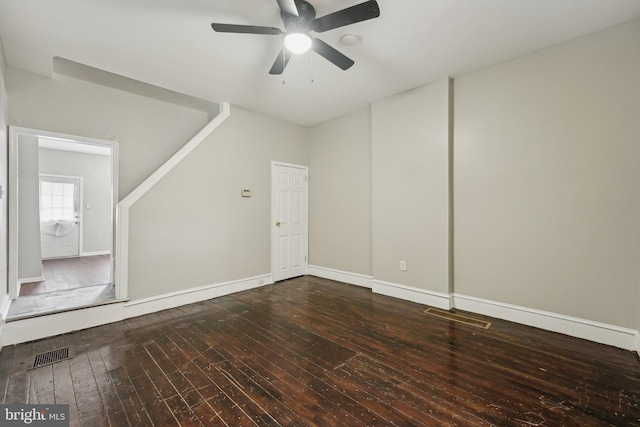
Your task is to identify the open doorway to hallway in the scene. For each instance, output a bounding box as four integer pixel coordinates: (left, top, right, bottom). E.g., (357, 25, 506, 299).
(7, 127, 119, 320)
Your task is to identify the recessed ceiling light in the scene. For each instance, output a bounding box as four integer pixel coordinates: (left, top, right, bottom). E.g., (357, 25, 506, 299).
(339, 33, 362, 46)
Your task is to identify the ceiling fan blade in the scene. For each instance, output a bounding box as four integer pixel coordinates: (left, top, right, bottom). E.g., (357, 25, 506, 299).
(269, 48, 293, 75)
(276, 0, 299, 17)
(312, 0, 380, 33)
(312, 38, 354, 70)
(211, 23, 282, 35)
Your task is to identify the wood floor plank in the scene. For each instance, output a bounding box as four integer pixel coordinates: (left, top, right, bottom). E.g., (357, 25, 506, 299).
(163, 320, 311, 427)
(217, 301, 466, 426)
(69, 351, 106, 423)
(187, 386, 228, 427)
(28, 365, 55, 404)
(123, 349, 179, 427)
(109, 364, 153, 426)
(1, 276, 639, 426)
(206, 306, 401, 426)
(0, 345, 16, 402)
(3, 342, 33, 404)
(52, 360, 81, 426)
(191, 303, 366, 426)
(153, 326, 275, 427)
(86, 347, 128, 426)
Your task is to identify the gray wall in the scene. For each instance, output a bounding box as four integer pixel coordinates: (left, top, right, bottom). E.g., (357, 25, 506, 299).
(307, 19, 640, 332)
(0, 40, 8, 300)
(17, 135, 43, 280)
(453, 19, 640, 328)
(308, 107, 372, 275)
(7, 68, 211, 198)
(39, 148, 112, 254)
(308, 79, 451, 295)
(128, 105, 308, 301)
(372, 79, 450, 294)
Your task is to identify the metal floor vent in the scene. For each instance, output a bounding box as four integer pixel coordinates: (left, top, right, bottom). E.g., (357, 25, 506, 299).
(424, 308, 492, 329)
(28, 346, 74, 370)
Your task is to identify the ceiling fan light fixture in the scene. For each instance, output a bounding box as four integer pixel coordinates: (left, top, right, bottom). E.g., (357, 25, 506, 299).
(284, 33, 312, 54)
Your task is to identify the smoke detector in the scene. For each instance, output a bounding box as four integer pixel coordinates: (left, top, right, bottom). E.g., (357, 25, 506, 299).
(339, 33, 362, 46)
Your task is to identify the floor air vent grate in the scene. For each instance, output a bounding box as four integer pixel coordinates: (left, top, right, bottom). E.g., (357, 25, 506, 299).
(28, 346, 74, 370)
(424, 308, 492, 329)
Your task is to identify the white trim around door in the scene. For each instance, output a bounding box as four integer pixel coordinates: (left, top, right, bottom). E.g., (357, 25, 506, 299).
(8, 126, 119, 300)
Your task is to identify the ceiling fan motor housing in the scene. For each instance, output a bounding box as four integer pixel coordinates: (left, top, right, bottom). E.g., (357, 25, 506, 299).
(283, 0, 316, 33)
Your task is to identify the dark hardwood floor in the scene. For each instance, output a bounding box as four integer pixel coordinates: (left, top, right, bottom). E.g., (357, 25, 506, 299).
(1, 276, 639, 426)
(20, 255, 111, 296)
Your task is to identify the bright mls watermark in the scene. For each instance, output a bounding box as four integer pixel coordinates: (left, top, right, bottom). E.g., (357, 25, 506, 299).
(1, 405, 69, 426)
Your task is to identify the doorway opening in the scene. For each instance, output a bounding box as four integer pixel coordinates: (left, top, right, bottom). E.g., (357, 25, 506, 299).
(7, 127, 119, 320)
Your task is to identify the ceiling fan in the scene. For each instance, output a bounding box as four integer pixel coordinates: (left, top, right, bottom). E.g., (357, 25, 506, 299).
(211, 0, 380, 75)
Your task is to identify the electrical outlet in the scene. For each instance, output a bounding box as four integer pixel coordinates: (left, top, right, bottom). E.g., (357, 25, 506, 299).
(400, 260, 407, 271)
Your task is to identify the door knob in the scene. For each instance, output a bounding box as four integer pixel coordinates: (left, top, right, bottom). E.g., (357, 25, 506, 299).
(275, 221, 281, 227)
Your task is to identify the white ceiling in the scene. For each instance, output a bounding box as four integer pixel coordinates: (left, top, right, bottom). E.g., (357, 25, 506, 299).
(1, 0, 639, 126)
(39, 137, 111, 156)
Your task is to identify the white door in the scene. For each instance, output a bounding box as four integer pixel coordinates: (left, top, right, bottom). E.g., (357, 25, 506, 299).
(272, 162, 308, 282)
(39, 175, 81, 259)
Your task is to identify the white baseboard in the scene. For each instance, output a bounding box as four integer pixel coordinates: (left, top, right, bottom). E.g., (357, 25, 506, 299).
(81, 250, 111, 257)
(16, 277, 45, 297)
(372, 279, 451, 310)
(0, 295, 10, 321)
(454, 293, 638, 352)
(0, 295, 12, 354)
(310, 266, 640, 352)
(18, 276, 45, 285)
(0, 273, 272, 347)
(307, 265, 372, 288)
(2, 302, 128, 347)
(124, 274, 273, 318)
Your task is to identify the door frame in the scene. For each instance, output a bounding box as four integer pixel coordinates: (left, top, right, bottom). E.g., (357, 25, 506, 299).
(8, 126, 119, 300)
(38, 174, 84, 259)
(271, 161, 309, 282)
